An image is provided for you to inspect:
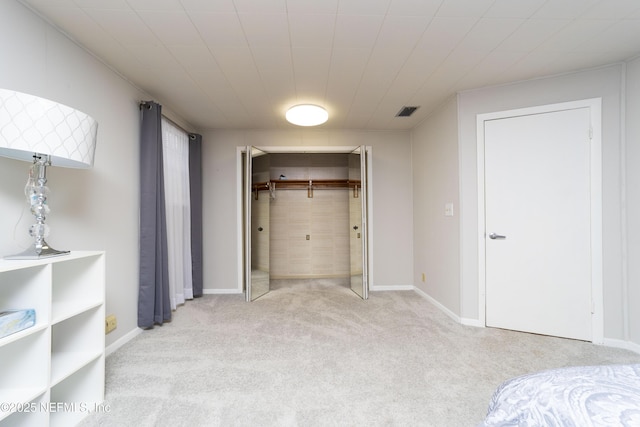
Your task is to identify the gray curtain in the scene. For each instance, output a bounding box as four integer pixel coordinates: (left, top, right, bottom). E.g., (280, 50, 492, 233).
(138, 101, 171, 328)
(189, 133, 203, 297)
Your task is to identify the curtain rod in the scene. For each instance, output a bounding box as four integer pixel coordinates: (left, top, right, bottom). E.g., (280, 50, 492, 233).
(139, 100, 198, 139)
(139, 100, 153, 110)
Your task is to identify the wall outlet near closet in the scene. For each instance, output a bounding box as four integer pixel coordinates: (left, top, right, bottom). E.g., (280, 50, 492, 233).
(421, 273, 426, 282)
(105, 314, 117, 334)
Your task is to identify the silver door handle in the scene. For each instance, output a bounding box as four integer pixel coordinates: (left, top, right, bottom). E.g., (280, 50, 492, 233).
(489, 232, 506, 240)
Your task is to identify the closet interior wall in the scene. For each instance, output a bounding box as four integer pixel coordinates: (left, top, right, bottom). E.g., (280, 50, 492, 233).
(254, 153, 351, 280)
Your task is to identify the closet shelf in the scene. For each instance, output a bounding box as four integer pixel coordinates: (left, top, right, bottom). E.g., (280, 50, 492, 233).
(252, 179, 361, 199)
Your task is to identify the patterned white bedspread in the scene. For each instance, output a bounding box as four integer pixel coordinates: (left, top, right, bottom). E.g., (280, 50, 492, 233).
(480, 364, 640, 427)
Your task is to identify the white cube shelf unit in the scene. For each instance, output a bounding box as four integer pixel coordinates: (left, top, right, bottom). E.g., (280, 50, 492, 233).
(0, 251, 105, 427)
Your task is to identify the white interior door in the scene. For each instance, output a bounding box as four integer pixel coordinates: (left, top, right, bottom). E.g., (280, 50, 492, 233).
(484, 107, 593, 341)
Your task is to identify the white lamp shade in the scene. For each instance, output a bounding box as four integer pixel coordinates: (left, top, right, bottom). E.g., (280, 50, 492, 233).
(0, 88, 98, 168)
(286, 104, 328, 126)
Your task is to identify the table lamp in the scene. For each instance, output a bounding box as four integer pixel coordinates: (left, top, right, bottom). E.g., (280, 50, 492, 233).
(0, 88, 98, 259)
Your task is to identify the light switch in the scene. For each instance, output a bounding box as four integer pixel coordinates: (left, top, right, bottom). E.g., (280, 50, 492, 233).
(445, 203, 454, 217)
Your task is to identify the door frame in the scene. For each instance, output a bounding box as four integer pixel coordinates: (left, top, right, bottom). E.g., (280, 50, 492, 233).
(476, 98, 603, 344)
(236, 145, 374, 295)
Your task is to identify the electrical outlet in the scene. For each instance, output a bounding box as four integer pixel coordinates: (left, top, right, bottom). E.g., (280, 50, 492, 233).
(421, 273, 426, 282)
(105, 314, 117, 334)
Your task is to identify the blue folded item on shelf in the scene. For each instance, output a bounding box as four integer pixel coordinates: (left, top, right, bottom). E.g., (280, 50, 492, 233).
(0, 309, 36, 339)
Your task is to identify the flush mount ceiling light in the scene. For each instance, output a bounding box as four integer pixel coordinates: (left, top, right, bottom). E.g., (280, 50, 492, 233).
(285, 104, 328, 126)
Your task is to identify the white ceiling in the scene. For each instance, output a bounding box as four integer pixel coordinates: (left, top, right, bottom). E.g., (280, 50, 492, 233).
(18, 0, 640, 131)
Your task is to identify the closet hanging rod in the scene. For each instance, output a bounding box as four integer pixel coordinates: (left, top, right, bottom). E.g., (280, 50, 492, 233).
(251, 179, 360, 190)
(251, 179, 361, 200)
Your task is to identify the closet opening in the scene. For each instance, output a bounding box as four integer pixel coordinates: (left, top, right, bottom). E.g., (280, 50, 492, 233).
(239, 146, 372, 301)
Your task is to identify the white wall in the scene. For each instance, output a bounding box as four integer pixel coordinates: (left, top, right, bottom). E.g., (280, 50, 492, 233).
(267, 154, 351, 279)
(457, 64, 627, 340)
(269, 188, 350, 278)
(625, 56, 640, 347)
(0, 1, 189, 348)
(411, 97, 461, 316)
(201, 130, 414, 292)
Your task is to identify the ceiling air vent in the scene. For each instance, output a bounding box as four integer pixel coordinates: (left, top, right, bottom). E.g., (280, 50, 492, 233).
(396, 106, 419, 117)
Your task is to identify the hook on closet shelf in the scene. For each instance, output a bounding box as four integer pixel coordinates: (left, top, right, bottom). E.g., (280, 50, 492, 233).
(268, 181, 276, 199)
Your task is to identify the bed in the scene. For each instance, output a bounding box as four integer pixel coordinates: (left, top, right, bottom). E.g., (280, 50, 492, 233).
(479, 364, 640, 426)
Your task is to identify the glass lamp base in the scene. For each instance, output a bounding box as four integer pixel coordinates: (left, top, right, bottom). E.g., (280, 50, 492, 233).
(4, 242, 70, 260)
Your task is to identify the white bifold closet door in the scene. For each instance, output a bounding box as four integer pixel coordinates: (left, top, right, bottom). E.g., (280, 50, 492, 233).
(244, 146, 270, 302)
(243, 146, 371, 301)
(349, 146, 368, 299)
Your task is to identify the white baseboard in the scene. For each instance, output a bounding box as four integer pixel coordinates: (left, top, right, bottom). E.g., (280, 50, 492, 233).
(461, 317, 485, 328)
(412, 286, 462, 324)
(602, 338, 640, 355)
(106, 327, 143, 356)
(203, 289, 243, 295)
(410, 287, 639, 352)
(371, 285, 414, 291)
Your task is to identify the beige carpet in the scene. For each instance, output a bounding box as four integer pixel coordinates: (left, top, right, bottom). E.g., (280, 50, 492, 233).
(80, 279, 640, 427)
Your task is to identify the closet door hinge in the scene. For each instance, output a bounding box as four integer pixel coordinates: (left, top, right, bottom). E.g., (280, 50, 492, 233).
(588, 126, 593, 141)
